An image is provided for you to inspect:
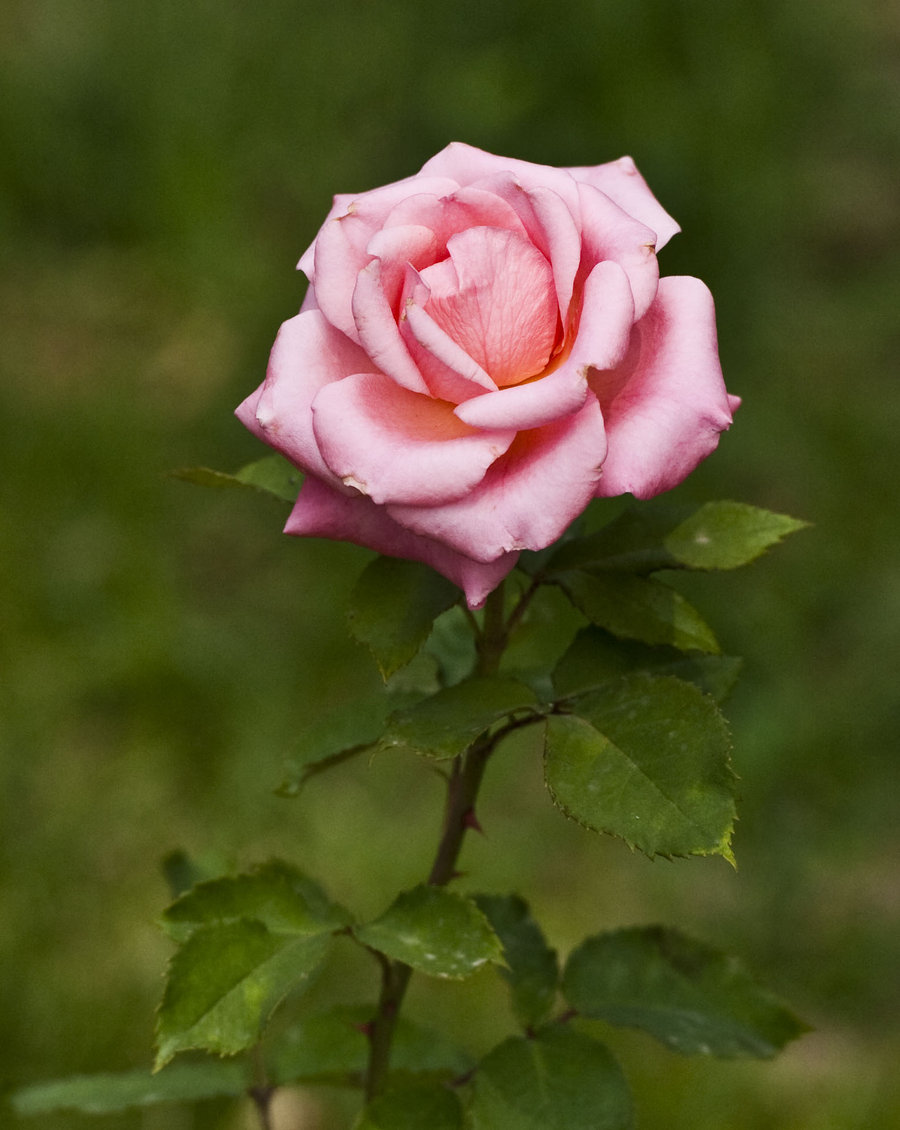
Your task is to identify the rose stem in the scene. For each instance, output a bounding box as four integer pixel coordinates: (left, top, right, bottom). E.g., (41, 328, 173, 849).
(363, 584, 508, 1102)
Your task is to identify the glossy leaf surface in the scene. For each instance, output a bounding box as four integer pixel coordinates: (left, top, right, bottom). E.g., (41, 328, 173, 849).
(544, 674, 736, 860)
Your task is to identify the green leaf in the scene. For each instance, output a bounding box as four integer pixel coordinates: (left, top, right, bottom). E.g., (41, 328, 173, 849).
(268, 1005, 473, 1086)
(278, 689, 423, 796)
(353, 885, 504, 979)
(11, 1061, 249, 1116)
(161, 859, 351, 943)
(563, 926, 809, 1057)
(553, 626, 742, 703)
(545, 501, 807, 575)
(349, 556, 461, 679)
(155, 921, 331, 1068)
(170, 454, 301, 503)
(558, 571, 719, 653)
(544, 674, 736, 860)
(662, 502, 810, 570)
(472, 895, 559, 1029)
(354, 1080, 464, 1130)
(378, 677, 540, 760)
(468, 1027, 633, 1130)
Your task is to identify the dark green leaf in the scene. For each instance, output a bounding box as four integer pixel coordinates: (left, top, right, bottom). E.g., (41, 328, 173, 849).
(378, 677, 540, 760)
(170, 454, 301, 503)
(11, 1061, 249, 1116)
(279, 690, 422, 796)
(354, 1080, 463, 1130)
(468, 1027, 633, 1130)
(349, 557, 461, 679)
(553, 626, 742, 703)
(472, 895, 559, 1029)
(268, 1005, 472, 1086)
(559, 571, 719, 653)
(155, 921, 331, 1067)
(544, 674, 736, 860)
(161, 859, 351, 942)
(353, 886, 504, 979)
(563, 926, 809, 1057)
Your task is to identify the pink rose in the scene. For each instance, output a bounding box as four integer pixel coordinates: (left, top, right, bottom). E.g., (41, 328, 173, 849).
(237, 143, 737, 608)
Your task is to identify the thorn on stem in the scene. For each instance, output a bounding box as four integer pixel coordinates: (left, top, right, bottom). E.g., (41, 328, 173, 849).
(354, 1021, 374, 1039)
(463, 807, 484, 834)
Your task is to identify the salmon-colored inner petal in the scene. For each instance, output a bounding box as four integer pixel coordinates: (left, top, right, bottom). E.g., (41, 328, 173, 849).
(418, 227, 558, 388)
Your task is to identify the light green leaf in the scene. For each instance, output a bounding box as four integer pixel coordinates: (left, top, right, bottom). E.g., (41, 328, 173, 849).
(354, 1080, 463, 1130)
(279, 690, 423, 796)
(349, 557, 461, 679)
(170, 454, 301, 503)
(662, 501, 810, 570)
(354, 886, 504, 979)
(544, 674, 736, 860)
(161, 859, 351, 942)
(545, 501, 807, 575)
(473, 895, 559, 1029)
(563, 926, 809, 1057)
(155, 921, 331, 1068)
(559, 571, 719, 653)
(268, 1005, 472, 1086)
(553, 626, 742, 703)
(378, 677, 540, 760)
(11, 1061, 249, 1116)
(468, 1027, 633, 1130)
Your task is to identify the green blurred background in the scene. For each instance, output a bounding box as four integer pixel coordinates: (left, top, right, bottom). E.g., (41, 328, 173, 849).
(1, 0, 898, 1126)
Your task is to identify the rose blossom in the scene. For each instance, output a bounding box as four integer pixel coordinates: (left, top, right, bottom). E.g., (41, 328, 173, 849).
(237, 143, 738, 607)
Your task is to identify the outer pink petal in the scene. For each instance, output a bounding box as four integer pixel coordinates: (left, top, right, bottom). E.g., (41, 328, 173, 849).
(420, 227, 558, 387)
(454, 364, 588, 431)
(419, 143, 582, 215)
(576, 182, 660, 320)
(566, 156, 681, 250)
(284, 476, 517, 608)
(351, 260, 431, 394)
(235, 310, 374, 488)
(389, 394, 607, 561)
(311, 371, 515, 506)
(591, 276, 735, 499)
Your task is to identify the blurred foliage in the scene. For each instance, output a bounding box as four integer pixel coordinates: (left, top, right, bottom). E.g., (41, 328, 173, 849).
(1, 0, 898, 1127)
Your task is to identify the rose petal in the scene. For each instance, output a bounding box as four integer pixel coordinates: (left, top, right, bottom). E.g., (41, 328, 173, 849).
(351, 260, 431, 394)
(311, 371, 515, 506)
(568, 259, 636, 372)
(468, 174, 583, 329)
(303, 176, 459, 339)
(284, 476, 517, 608)
(591, 275, 734, 499)
(576, 182, 660, 320)
(389, 394, 607, 561)
(235, 310, 374, 488)
(381, 185, 528, 247)
(419, 143, 582, 216)
(419, 227, 558, 388)
(567, 156, 681, 250)
(402, 282, 499, 402)
(454, 365, 588, 431)
(365, 223, 441, 310)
